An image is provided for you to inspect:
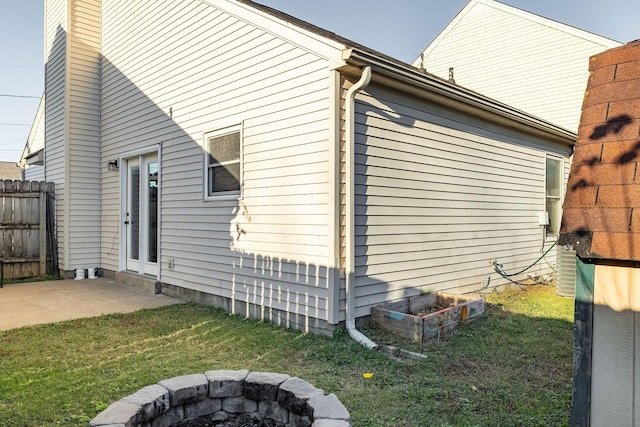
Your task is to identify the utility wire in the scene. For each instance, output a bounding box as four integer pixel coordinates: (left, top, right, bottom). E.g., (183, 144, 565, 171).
(0, 94, 40, 99)
(0, 123, 31, 126)
(0, 63, 42, 69)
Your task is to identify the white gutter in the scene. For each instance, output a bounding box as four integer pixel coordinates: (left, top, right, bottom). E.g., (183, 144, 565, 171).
(345, 65, 378, 350)
(342, 48, 576, 147)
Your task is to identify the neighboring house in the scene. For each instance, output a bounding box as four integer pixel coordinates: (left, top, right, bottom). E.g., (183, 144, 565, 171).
(36, 0, 575, 335)
(559, 41, 640, 426)
(413, 0, 621, 133)
(0, 162, 23, 180)
(18, 96, 45, 181)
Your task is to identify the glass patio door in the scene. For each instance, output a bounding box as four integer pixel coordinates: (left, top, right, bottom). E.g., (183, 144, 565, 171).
(125, 154, 158, 276)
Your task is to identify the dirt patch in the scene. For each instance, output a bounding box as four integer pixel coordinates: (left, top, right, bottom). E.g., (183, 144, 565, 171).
(413, 305, 447, 316)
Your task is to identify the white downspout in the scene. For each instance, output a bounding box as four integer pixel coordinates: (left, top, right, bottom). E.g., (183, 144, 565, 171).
(345, 66, 378, 350)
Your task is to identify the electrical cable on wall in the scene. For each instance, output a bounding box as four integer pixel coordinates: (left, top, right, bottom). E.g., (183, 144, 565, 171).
(490, 240, 559, 286)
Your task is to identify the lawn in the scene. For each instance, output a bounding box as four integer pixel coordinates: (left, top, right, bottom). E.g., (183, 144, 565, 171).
(0, 284, 574, 426)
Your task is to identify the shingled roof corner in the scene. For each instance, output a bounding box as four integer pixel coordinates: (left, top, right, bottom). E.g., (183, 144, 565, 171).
(559, 40, 640, 261)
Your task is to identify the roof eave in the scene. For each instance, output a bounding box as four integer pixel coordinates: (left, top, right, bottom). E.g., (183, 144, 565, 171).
(342, 48, 577, 147)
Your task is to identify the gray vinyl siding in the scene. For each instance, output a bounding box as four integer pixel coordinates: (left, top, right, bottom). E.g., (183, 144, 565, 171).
(352, 84, 571, 316)
(67, 0, 101, 268)
(44, 0, 67, 268)
(100, 0, 339, 321)
(44, 0, 101, 271)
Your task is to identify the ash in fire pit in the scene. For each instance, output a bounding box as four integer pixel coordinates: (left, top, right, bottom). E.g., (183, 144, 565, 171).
(175, 412, 283, 426)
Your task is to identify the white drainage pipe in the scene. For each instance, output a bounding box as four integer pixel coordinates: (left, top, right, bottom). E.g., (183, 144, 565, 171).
(345, 65, 378, 350)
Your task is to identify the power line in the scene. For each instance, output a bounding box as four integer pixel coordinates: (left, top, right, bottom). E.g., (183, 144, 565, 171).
(0, 63, 42, 69)
(0, 136, 28, 146)
(0, 94, 40, 99)
(0, 123, 31, 126)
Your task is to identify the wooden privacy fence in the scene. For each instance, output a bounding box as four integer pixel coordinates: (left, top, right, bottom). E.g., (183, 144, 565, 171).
(0, 180, 57, 286)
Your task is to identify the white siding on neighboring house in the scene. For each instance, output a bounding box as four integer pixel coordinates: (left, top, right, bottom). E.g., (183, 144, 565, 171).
(414, 0, 620, 133)
(24, 161, 45, 182)
(23, 163, 45, 183)
(20, 97, 45, 182)
(100, 0, 344, 327)
(352, 84, 571, 316)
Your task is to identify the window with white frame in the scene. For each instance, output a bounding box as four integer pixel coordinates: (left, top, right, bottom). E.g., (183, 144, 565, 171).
(545, 156, 562, 236)
(204, 125, 241, 198)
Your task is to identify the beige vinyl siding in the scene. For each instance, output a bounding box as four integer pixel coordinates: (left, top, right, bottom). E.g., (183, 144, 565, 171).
(591, 264, 640, 426)
(67, 0, 101, 267)
(352, 84, 571, 316)
(100, 0, 339, 321)
(44, 0, 67, 267)
(416, 0, 619, 133)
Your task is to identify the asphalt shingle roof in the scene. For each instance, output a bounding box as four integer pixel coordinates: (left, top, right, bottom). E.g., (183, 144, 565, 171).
(559, 40, 640, 260)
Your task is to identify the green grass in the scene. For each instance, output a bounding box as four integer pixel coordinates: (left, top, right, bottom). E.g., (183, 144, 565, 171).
(0, 284, 574, 426)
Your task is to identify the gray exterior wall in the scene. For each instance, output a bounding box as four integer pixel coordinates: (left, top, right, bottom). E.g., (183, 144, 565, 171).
(99, 0, 345, 327)
(351, 84, 571, 316)
(40, 0, 576, 330)
(44, 0, 67, 268)
(44, 0, 101, 272)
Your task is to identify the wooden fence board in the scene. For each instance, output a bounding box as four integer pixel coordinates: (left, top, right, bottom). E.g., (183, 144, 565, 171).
(0, 180, 57, 283)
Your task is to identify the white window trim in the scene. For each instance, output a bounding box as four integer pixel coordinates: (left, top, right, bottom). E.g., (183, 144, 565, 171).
(203, 124, 243, 201)
(545, 154, 564, 239)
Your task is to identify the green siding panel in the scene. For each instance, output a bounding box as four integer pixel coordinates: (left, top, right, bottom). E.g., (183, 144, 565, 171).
(571, 256, 594, 426)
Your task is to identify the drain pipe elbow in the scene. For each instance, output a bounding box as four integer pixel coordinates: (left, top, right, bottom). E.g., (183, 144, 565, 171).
(345, 66, 378, 351)
(346, 319, 378, 350)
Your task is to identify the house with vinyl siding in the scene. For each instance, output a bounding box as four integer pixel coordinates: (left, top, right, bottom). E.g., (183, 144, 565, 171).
(36, 0, 575, 335)
(19, 96, 45, 181)
(414, 0, 621, 134)
(414, 0, 622, 298)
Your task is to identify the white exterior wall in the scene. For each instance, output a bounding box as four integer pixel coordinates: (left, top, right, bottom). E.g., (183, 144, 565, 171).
(44, 0, 101, 272)
(22, 98, 45, 182)
(24, 164, 45, 183)
(100, 0, 344, 325)
(352, 84, 571, 316)
(415, 0, 620, 133)
(67, 0, 101, 268)
(44, 0, 68, 268)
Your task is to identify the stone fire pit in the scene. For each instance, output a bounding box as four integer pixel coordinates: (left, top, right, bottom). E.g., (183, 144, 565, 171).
(89, 370, 350, 427)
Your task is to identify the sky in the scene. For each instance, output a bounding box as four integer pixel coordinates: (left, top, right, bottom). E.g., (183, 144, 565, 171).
(0, 0, 638, 163)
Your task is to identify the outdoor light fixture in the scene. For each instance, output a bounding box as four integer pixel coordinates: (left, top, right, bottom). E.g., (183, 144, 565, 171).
(107, 159, 119, 171)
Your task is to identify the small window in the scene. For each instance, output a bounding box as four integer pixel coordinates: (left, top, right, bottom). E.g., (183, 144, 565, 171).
(545, 156, 562, 235)
(204, 126, 241, 198)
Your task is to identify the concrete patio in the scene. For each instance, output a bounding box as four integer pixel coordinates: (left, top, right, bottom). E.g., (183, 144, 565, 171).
(0, 277, 183, 331)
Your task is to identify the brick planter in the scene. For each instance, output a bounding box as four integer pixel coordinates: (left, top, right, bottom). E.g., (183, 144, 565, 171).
(89, 370, 350, 427)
